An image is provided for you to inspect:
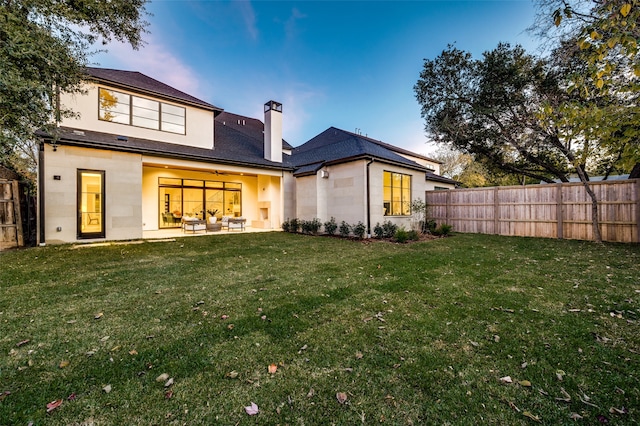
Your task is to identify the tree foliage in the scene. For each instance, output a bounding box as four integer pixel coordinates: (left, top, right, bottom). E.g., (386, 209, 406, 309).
(0, 0, 149, 178)
(433, 148, 530, 187)
(415, 43, 580, 184)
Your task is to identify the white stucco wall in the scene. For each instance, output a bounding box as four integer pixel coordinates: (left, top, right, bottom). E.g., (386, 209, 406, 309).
(59, 83, 215, 149)
(282, 172, 296, 221)
(291, 159, 454, 234)
(42, 144, 143, 244)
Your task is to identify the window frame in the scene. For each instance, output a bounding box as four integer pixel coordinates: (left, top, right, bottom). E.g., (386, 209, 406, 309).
(98, 87, 186, 135)
(77, 169, 106, 239)
(383, 170, 412, 216)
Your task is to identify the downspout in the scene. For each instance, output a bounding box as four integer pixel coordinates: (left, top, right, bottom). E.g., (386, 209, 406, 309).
(366, 158, 374, 237)
(38, 141, 45, 246)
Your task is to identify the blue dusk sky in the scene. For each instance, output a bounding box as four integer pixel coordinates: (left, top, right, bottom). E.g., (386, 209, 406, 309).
(94, 0, 539, 156)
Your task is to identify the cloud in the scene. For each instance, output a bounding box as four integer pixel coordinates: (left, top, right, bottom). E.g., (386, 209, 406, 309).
(285, 8, 307, 40)
(93, 36, 202, 96)
(234, 1, 259, 41)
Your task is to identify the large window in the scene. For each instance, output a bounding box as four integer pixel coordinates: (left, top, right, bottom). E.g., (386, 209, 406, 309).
(383, 171, 411, 216)
(158, 178, 242, 228)
(99, 88, 186, 134)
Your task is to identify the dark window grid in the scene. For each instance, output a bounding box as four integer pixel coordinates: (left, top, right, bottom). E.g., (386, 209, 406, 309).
(99, 88, 186, 135)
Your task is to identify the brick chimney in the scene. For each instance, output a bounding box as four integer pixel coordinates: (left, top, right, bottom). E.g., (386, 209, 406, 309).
(264, 100, 282, 163)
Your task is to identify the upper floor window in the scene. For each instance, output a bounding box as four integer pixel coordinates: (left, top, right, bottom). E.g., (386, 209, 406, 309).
(383, 171, 411, 216)
(99, 88, 186, 134)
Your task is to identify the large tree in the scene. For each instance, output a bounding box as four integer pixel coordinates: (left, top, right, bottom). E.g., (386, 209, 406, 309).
(532, 0, 639, 171)
(0, 0, 149, 180)
(414, 43, 633, 242)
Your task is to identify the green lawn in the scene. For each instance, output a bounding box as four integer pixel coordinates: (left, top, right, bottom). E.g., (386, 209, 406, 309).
(1, 233, 638, 425)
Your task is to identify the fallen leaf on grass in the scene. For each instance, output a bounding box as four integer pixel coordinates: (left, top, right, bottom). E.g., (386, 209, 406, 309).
(46, 399, 63, 413)
(597, 414, 609, 423)
(556, 369, 565, 381)
(164, 378, 174, 387)
(165, 390, 173, 399)
(94, 312, 103, 320)
(500, 376, 513, 384)
(268, 363, 278, 374)
(570, 412, 583, 420)
(306, 388, 315, 398)
(519, 380, 532, 387)
(16, 339, 30, 347)
(129, 349, 138, 356)
(556, 387, 572, 402)
(523, 411, 541, 423)
(100, 336, 110, 342)
(59, 360, 69, 369)
(67, 393, 77, 401)
(244, 402, 259, 415)
(0, 391, 10, 401)
(336, 392, 348, 404)
(609, 406, 628, 415)
(225, 371, 239, 379)
(355, 351, 364, 359)
(102, 384, 111, 394)
(156, 373, 169, 382)
(221, 315, 229, 320)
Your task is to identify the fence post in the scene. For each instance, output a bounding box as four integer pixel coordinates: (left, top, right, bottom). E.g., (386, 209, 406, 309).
(493, 187, 500, 235)
(12, 180, 24, 247)
(445, 190, 450, 224)
(556, 183, 564, 240)
(635, 179, 640, 243)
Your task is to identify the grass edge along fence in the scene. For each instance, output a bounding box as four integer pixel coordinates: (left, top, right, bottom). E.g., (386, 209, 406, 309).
(425, 179, 640, 243)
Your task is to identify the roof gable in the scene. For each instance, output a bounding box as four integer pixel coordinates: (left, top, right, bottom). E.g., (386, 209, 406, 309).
(84, 67, 221, 111)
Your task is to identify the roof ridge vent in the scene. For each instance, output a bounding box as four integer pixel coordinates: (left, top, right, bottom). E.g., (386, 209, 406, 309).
(117, 135, 128, 141)
(72, 130, 85, 136)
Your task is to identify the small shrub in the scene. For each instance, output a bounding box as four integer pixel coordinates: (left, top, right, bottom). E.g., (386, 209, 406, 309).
(425, 219, 437, 234)
(300, 220, 311, 234)
(407, 229, 420, 241)
(394, 227, 409, 243)
(439, 223, 453, 236)
(373, 222, 384, 239)
(382, 220, 397, 238)
(324, 217, 338, 235)
(433, 223, 453, 237)
(352, 222, 366, 239)
(289, 218, 300, 233)
(282, 219, 291, 233)
(339, 221, 351, 238)
(308, 218, 322, 235)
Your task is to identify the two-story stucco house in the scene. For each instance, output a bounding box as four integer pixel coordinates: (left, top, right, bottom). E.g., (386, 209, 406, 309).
(36, 67, 455, 244)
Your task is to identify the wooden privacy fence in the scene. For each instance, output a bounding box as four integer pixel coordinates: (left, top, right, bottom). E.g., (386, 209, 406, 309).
(425, 179, 640, 243)
(0, 179, 24, 250)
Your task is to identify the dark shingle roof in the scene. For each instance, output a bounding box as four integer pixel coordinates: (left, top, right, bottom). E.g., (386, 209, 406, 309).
(291, 127, 458, 185)
(215, 112, 293, 150)
(38, 126, 293, 171)
(84, 67, 221, 111)
(291, 127, 428, 171)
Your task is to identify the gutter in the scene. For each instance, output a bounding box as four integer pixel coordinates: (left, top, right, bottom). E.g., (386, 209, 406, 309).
(366, 158, 374, 237)
(38, 141, 45, 245)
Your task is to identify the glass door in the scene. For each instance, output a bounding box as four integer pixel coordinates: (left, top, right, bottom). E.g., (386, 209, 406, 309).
(77, 170, 105, 239)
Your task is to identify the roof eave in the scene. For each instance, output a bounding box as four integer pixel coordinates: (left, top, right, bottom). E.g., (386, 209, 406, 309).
(40, 133, 293, 172)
